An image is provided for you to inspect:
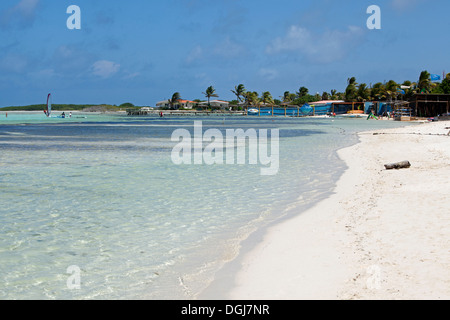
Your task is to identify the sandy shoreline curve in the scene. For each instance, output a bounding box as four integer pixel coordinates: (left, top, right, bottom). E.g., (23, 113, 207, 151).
(200, 120, 450, 300)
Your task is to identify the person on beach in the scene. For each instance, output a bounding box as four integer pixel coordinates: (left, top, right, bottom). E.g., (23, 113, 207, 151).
(367, 109, 378, 120)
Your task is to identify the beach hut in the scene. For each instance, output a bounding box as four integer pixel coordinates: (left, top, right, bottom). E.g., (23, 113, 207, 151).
(308, 100, 343, 115)
(156, 100, 170, 109)
(198, 100, 230, 109)
(156, 99, 195, 109)
(393, 101, 413, 121)
(330, 102, 364, 115)
(410, 94, 450, 118)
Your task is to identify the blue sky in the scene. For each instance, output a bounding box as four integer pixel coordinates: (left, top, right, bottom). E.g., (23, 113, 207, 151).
(0, 0, 449, 106)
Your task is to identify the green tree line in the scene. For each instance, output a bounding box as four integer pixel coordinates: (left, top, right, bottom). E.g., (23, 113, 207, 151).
(4, 70, 449, 111)
(1, 103, 145, 112)
(166, 70, 450, 111)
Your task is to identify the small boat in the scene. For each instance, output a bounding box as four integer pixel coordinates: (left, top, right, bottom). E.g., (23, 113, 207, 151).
(338, 113, 366, 118)
(347, 110, 364, 114)
(248, 108, 259, 114)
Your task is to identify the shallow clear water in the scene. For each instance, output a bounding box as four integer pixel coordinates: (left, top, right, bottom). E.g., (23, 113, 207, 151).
(0, 112, 409, 299)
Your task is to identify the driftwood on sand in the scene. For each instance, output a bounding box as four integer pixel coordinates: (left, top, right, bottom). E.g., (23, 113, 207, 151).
(384, 161, 411, 170)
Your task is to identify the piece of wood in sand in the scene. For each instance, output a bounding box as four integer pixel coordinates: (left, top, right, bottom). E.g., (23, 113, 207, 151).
(384, 161, 411, 170)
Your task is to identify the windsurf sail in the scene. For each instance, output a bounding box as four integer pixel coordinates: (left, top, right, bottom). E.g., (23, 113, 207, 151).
(45, 93, 52, 117)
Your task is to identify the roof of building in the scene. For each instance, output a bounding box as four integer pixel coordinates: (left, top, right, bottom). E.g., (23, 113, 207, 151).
(156, 99, 195, 105)
(198, 100, 229, 105)
(311, 100, 345, 105)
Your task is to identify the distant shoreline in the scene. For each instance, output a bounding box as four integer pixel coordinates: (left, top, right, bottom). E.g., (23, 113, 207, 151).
(0, 110, 126, 114)
(0, 104, 134, 112)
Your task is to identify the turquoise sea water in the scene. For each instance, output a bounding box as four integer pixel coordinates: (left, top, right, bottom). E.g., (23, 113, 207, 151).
(0, 112, 409, 299)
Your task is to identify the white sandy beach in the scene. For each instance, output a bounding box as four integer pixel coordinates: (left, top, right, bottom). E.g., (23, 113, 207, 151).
(204, 120, 450, 300)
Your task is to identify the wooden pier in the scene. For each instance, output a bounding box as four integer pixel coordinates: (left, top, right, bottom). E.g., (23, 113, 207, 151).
(127, 109, 246, 116)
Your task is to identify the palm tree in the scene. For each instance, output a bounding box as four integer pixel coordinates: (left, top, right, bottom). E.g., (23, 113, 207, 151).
(357, 83, 370, 102)
(282, 91, 290, 102)
(418, 70, 431, 93)
(371, 82, 386, 101)
(231, 84, 246, 111)
(280, 91, 293, 107)
(243, 91, 259, 110)
(297, 86, 309, 98)
(348, 77, 357, 86)
(231, 84, 246, 103)
(345, 77, 358, 102)
(400, 80, 416, 99)
(385, 80, 399, 102)
(168, 92, 181, 109)
(261, 91, 274, 106)
(330, 89, 338, 100)
(203, 86, 219, 108)
(403, 80, 412, 87)
(440, 73, 450, 94)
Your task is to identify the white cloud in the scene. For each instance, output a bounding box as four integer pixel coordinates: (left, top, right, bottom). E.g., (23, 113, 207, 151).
(195, 72, 207, 80)
(34, 69, 56, 77)
(258, 68, 278, 81)
(91, 60, 121, 78)
(123, 72, 140, 80)
(0, 53, 29, 73)
(55, 45, 74, 59)
(185, 37, 247, 66)
(391, 0, 422, 11)
(213, 37, 246, 59)
(0, 0, 40, 28)
(185, 46, 203, 64)
(52, 45, 95, 74)
(266, 25, 365, 64)
(15, 0, 40, 17)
